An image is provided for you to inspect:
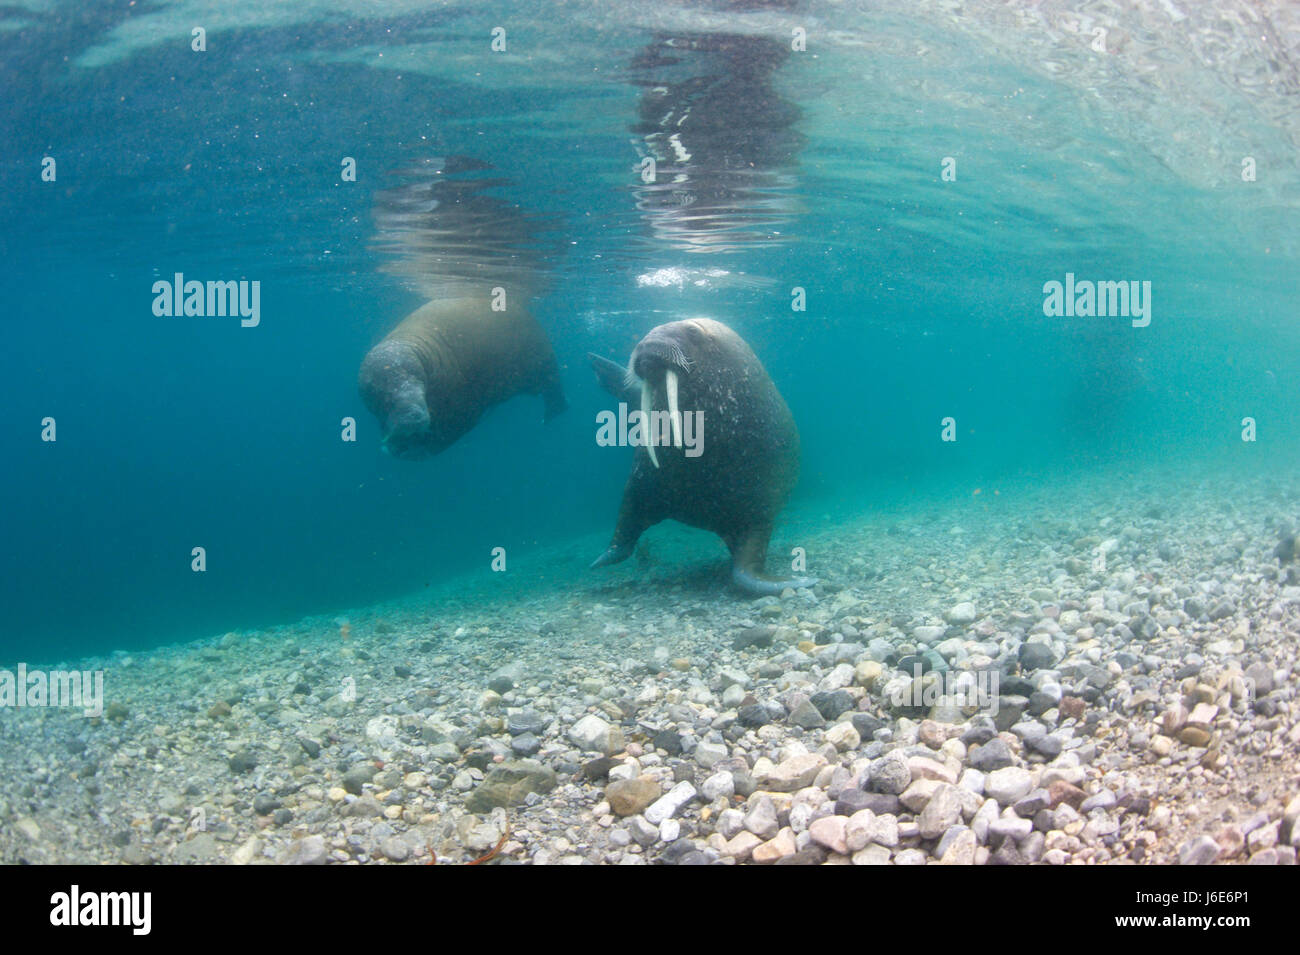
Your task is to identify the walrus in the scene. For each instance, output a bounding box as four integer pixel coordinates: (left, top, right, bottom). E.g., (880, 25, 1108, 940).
(589, 317, 816, 595)
(359, 287, 567, 459)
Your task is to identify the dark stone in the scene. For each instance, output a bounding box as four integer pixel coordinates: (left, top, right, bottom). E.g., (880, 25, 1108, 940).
(673, 850, 711, 865)
(228, 751, 258, 775)
(1013, 789, 1051, 817)
(394, 664, 412, 678)
(994, 696, 1028, 732)
(836, 788, 900, 816)
(510, 732, 542, 757)
(293, 682, 311, 695)
(1001, 676, 1037, 697)
(488, 675, 515, 694)
(253, 794, 281, 815)
(1169, 664, 1201, 683)
(732, 769, 758, 798)
(297, 736, 321, 759)
(508, 709, 547, 737)
(465, 750, 495, 770)
(850, 713, 884, 739)
(738, 704, 769, 728)
(342, 763, 377, 795)
(897, 650, 947, 675)
(732, 626, 777, 651)
(272, 809, 293, 826)
(961, 717, 997, 746)
(465, 760, 557, 813)
(969, 738, 1013, 772)
(810, 690, 856, 721)
(775, 846, 828, 865)
(660, 840, 699, 864)
(654, 730, 683, 755)
(579, 757, 621, 781)
(988, 843, 1026, 865)
(1028, 734, 1062, 758)
(1018, 643, 1055, 672)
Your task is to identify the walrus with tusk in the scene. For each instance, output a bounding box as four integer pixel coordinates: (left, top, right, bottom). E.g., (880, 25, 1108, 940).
(359, 286, 567, 459)
(589, 317, 816, 595)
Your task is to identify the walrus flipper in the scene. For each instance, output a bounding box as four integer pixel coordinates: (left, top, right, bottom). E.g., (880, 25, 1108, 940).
(542, 375, 568, 422)
(729, 526, 818, 596)
(588, 353, 640, 405)
(591, 468, 661, 569)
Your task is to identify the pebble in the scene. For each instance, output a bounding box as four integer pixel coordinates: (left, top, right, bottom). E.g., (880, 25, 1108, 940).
(809, 815, 849, 854)
(945, 602, 977, 625)
(1178, 835, 1221, 865)
(281, 835, 328, 865)
(752, 828, 797, 864)
(985, 767, 1034, 807)
(969, 738, 1013, 772)
(744, 795, 780, 840)
(607, 777, 661, 817)
(645, 781, 697, 825)
(918, 784, 963, 839)
(758, 753, 829, 793)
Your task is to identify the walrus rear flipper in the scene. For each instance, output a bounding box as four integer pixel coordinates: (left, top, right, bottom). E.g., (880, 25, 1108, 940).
(729, 527, 818, 596)
(731, 566, 819, 596)
(543, 378, 568, 422)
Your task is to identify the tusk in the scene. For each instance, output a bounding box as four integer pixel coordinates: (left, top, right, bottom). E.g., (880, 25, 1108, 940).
(641, 379, 659, 468)
(665, 368, 683, 449)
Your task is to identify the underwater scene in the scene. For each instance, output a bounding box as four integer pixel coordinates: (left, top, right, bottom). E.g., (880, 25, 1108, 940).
(2, 0, 1299, 873)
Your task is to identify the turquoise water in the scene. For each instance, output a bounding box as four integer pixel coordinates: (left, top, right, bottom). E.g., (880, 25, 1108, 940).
(2, 0, 1298, 662)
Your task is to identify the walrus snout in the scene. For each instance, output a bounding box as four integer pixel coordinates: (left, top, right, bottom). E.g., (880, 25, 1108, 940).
(631, 335, 693, 383)
(359, 341, 434, 458)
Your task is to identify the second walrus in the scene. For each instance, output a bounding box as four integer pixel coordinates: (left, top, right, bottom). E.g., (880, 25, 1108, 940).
(359, 287, 567, 459)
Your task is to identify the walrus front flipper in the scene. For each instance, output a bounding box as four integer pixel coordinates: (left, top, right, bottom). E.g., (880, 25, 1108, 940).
(729, 527, 818, 595)
(591, 467, 661, 570)
(588, 352, 639, 405)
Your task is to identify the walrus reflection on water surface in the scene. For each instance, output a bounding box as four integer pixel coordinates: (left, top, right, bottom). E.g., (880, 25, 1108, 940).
(589, 317, 816, 596)
(359, 287, 567, 459)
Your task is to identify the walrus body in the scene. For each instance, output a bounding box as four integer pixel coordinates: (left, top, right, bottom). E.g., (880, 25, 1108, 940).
(359, 290, 567, 459)
(589, 317, 815, 595)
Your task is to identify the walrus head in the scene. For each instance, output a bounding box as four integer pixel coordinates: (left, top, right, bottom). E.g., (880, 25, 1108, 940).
(358, 340, 434, 460)
(626, 320, 706, 468)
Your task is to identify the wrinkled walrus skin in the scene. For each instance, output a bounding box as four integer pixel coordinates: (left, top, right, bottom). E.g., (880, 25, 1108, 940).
(589, 317, 816, 595)
(359, 291, 567, 459)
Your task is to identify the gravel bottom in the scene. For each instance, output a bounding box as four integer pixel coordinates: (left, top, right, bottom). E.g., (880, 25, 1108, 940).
(3, 464, 1299, 865)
